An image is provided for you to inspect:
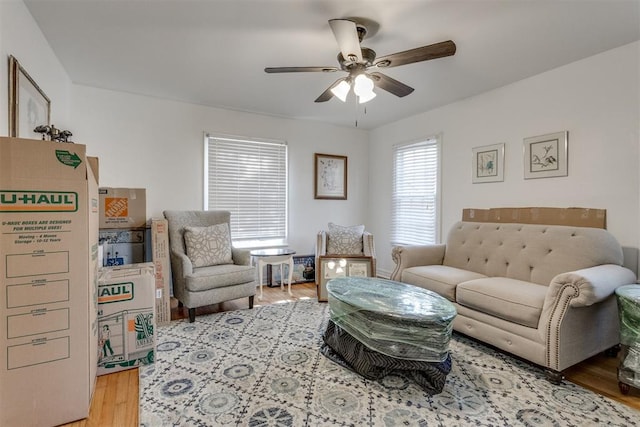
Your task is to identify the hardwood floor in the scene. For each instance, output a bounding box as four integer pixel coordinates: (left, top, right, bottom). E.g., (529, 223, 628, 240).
(62, 282, 639, 426)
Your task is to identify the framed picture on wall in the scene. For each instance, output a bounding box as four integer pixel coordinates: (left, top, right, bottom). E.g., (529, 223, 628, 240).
(8, 55, 51, 139)
(314, 153, 347, 200)
(523, 131, 568, 179)
(472, 143, 505, 183)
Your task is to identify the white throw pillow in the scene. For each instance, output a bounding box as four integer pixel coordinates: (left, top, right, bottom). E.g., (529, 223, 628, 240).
(327, 222, 365, 255)
(183, 223, 233, 267)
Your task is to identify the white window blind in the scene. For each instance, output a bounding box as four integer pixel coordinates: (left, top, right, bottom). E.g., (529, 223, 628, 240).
(391, 137, 440, 245)
(205, 134, 288, 245)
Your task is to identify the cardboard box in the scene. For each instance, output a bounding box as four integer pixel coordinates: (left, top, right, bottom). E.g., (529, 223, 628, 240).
(98, 187, 146, 229)
(0, 137, 99, 426)
(462, 207, 606, 229)
(97, 263, 155, 376)
(151, 219, 172, 326)
(99, 229, 145, 266)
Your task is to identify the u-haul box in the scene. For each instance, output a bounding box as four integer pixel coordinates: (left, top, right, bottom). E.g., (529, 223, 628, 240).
(97, 263, 155, 376)
(0, 137, 99, 427)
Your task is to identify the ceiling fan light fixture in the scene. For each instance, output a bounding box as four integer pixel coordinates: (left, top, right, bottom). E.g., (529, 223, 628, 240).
(357, 89, 376, 104)
(330, 80, 351, 102)
(353, 73, 376, 103)
(353, 74, 373, 94)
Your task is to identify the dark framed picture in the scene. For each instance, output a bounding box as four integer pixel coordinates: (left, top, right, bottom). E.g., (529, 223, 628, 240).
(314, 153, 347, 200)
(317, 255, 374, 301)
(8, 55, 51, 139)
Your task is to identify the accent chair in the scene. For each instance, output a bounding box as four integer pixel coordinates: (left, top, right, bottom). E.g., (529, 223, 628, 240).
(164, 210, 256, 322)
(315, 222, 376, 284)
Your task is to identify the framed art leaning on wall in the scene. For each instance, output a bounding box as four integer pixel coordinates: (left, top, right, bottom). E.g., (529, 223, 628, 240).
(317, 255, 374, 301)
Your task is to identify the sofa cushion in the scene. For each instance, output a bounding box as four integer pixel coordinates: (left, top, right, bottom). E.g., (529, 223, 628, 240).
(327, 222, 365, 254)
(401, 265, 487, 301)
(183, 223, 233, 267)
(456, 277, 547, 328)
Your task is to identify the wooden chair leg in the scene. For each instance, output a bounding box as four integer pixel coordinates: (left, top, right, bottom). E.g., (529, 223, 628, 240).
(249, 295, 254, 309)
(188, 308, 196, 323)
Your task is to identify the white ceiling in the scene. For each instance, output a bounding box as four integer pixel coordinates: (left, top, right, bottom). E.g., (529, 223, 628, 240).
(24, 0, 640, 130)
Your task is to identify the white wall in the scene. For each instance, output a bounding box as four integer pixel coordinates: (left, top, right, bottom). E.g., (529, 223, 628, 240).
(71, 85, 369, 255)
(0, 1, 72, 136)
(370, 41, 640, 277)
(3, 1, 638, 275)
(1, 0, 370, 257)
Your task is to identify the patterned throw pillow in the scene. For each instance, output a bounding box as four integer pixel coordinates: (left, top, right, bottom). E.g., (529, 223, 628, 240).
(327, 222, 365, 255)
(183, 223, 233, 267)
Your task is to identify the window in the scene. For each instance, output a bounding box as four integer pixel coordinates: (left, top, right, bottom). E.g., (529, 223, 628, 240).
(391, 137, 441, 245)
(205, 134, 288, 247)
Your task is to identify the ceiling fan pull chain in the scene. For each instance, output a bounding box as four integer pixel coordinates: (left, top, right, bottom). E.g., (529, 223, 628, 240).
(354, 95, 359, 127)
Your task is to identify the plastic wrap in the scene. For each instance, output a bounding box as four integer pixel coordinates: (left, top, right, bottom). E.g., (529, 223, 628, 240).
(321, 320, 451, 395)
(615, 284, 640, 388)
(326, 277, 457, 362)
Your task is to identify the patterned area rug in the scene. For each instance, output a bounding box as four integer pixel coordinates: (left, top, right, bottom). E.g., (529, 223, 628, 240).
(139, 299, 639, 426)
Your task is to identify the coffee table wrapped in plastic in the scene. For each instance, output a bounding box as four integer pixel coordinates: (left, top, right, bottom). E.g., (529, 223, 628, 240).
(321, 277, 457, 394)
(615, 284, 640, 394)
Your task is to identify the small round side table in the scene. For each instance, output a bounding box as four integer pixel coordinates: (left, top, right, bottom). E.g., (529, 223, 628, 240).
(250, 248, 296, 300)
(614, 284, 640, 394)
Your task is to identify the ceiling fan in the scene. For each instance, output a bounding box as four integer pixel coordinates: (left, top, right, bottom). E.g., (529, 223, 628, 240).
(265, 18, 456, 104)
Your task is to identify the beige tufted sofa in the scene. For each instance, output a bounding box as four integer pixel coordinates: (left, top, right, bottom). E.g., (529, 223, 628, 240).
(391, 221, 637, 382)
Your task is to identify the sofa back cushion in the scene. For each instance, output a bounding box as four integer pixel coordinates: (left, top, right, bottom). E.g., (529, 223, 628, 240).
(443, 221, 624, 286)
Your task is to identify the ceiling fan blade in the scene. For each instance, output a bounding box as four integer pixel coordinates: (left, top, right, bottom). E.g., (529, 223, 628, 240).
(373, 40, 456, 68)
(369, 72, 414, 97)
(265, 66, 338, 73)
(329, 19, 363, 63)
(314, 78, 347, 103)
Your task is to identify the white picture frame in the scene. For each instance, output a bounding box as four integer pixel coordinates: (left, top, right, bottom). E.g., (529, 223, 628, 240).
(523, 131, 568, 179)
(472, 143, 504, 183)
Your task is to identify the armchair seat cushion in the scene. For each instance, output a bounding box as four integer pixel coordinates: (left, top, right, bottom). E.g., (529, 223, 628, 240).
(402, 265, 487, 301)
(185, 263, 255, 292)
(457, 278, 547, 328)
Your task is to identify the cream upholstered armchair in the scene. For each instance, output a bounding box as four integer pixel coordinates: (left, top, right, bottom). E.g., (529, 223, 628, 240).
(164, 210, 256, 322)
(315, 222, 376, 284)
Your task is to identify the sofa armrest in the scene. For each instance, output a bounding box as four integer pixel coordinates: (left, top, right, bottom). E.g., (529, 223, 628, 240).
(232, 247, 252, 266)
(541, 264, 636, 370)
(546, 264, 637, 308)
(316, 230, 328, 257)
(170, 250, 193, 277)
(363, 231, 375, 258)
(315, 231, 328, 284)
(390, 244, 446, 281)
